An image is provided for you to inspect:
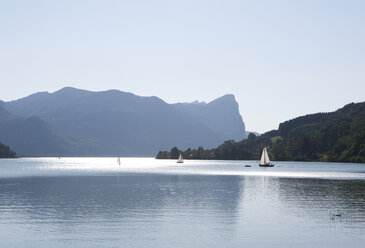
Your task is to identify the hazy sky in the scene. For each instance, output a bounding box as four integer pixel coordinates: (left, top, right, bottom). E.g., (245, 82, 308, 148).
(1, 0, 364, 133)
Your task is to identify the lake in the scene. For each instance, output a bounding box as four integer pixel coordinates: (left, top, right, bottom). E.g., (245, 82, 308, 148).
(0, 158, 365, 247)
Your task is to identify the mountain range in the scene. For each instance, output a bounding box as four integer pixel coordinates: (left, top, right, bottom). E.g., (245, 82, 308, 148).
(0, 87, 247, 156)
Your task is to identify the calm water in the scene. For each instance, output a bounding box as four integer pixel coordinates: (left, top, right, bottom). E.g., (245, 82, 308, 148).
(0, 158, 365, 248)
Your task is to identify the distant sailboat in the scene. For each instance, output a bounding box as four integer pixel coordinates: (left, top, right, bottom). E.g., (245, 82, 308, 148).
(177, 153, 184, 163)
(259, 147, 274, 167)
(117, 157, 121, 165)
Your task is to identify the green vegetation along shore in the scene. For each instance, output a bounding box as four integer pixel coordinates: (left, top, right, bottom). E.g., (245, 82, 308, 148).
(156, 101, 365, 163)
(0, 142, 16, 158)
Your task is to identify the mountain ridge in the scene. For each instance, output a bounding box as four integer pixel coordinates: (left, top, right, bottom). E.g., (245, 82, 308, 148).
(1, 87, 246, 156)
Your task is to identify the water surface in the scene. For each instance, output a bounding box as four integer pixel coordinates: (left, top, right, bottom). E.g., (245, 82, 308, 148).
(0, 158, 364, 247)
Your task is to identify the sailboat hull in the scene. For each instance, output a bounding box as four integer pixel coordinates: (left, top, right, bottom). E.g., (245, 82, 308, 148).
(259, 163, 274, 167)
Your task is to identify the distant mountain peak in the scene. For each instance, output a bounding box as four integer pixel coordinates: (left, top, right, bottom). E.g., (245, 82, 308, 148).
(178, 100, 207, 106)
(175, 95, 236, 106)
(53, 86, 91, 96)
(221, 94, 235, 99)
(191, 100, 207, 105)
(209, 94, 236, 105)
(56, 86, 79, 91)
(27, 91, 50, 97)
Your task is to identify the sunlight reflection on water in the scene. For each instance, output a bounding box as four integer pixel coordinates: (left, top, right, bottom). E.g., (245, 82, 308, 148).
(1, 157, 364, 180)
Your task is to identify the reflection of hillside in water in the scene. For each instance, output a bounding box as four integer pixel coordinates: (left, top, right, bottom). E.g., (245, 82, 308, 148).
(240, 176, 365, 215)
(0, 175, 243, 222)
(276, 178, 365, 226)
(277, 178, 365, 209)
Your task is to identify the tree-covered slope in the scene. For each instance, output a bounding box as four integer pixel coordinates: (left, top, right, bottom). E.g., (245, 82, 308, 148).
(157, 101, 365, 163)
(0, 142, 16, 158)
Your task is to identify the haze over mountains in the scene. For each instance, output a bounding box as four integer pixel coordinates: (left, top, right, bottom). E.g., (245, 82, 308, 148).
(0, 87, 247, 156)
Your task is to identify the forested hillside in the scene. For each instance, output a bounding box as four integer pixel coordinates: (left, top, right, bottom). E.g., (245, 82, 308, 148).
(0, 143, 16, 158)
(157, 102, 365, 163)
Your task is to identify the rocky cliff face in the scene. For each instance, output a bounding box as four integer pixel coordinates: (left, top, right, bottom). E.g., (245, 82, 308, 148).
(173, 94, 246, 142)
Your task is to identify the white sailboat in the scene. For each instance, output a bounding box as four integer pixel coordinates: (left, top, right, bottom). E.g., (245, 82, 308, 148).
(177, 153, 184, 163)
(259, 147, 274, 167)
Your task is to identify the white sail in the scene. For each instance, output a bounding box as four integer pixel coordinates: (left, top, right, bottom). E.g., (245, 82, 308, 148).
(260, 147, 270, 165)
(259, 149, 266, 165)
(264, 148, 270, 164)
(177, 153, 184, 163)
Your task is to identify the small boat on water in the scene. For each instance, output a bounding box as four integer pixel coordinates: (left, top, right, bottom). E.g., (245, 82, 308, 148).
(117, 157, 121, 165)
(259, 147, 274, 167)
(177, 153, 184, 164)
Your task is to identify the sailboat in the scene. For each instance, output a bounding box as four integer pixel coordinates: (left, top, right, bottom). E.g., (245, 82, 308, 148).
(117, 157, 121, 165)
(259, 147, 274, 167)
(177, 153, 184, 163)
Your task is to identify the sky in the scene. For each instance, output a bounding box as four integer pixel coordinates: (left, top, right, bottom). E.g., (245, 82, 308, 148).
(1, 0, 364, 133)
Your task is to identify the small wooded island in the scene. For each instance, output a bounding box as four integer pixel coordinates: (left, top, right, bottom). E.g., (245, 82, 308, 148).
(157, 101, 365, 163)
(0, 143, 16, 158)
